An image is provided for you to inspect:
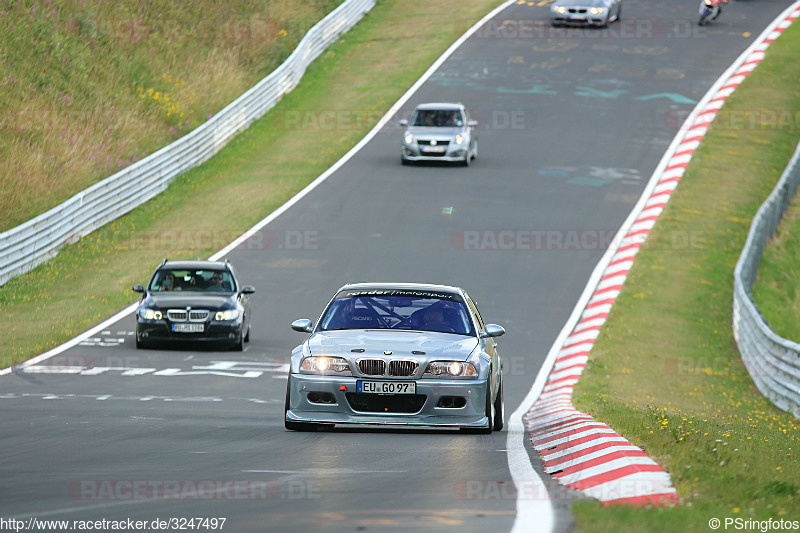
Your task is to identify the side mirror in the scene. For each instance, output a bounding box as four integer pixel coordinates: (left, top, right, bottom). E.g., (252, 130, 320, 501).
(291, 319, 314, 333)
(481, 324, 505, 338)
(467, 120, 478, 128)
(399, 119, 408, 127)
(132, 285, 144, 293)
(241, 286, 256, 294)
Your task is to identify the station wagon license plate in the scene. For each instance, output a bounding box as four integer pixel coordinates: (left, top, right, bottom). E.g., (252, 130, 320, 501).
(173, 323, 204, 333)
(357, 381, 416, 394)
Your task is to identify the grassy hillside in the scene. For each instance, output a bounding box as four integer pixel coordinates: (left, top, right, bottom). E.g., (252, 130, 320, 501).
(0, 0, 342, 231)
(752, 191, 800, 341)
(0, 0, 503, 364)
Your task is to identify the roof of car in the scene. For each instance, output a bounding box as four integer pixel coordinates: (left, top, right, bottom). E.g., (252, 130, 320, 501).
(338, 282, 463, 295)
(413, 102, 464, 111)
(157, 260, 229, 271)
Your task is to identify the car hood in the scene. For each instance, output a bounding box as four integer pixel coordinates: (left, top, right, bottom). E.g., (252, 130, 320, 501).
(144, 293, 234, 310)
(307, 330, 478, 361)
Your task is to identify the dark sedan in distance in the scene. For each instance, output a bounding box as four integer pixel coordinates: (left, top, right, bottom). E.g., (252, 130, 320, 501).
(133, 259, 255, 350)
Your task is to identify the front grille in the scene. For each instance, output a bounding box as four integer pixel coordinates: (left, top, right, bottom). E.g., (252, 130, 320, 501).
(346, 393, 426, 414)
(568, 8, 587, 13)
(388, 360, 418, 377)
(167, 310, 188, 322)
(358, 359, 386, 376)
(417, 140, 451, 147)
(189, 310, 209, 322)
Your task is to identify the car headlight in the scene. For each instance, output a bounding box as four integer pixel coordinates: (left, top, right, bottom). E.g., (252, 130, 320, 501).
(554, 6, 566, 13)
(589, 7, 606, 14)
(300, 356, 350, 374)
(454, 134, 464, 145)
(404, 132, 414, 144)
(140, 308, 162, 320)
(425, 361, 478, 377)
(215, 309, 240, 321)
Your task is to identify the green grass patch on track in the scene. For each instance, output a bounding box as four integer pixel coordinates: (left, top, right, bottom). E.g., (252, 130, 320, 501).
(571, 20, 800, 533)
(0, 0, 503, 366)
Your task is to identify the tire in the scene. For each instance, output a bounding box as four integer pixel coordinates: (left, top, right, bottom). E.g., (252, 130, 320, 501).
(135, 333, 147, 350)
(284, 377, 330, 432)
(244, 324, 251, 343)
(231, 331, 244, 351)
(401, 156, 411, 166)
(493, 377, 504, 431)
(462, 152, 471, 167)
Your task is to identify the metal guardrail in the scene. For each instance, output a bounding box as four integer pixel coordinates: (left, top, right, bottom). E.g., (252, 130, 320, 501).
(0, 0, 375, 287)
(733, 140, 800, 420)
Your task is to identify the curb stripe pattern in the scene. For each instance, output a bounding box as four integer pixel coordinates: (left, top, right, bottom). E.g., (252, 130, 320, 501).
(522, 6, 800, 507)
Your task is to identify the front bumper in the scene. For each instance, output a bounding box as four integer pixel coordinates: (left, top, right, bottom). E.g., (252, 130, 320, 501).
(401, 143, 468, 163)
(285, 374, 489, 428)
(136, 319, 243, 343)
(551, 14, 608, 26)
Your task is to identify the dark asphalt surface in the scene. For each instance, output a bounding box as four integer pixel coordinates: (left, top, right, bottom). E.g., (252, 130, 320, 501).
(1, 0, 794, 531)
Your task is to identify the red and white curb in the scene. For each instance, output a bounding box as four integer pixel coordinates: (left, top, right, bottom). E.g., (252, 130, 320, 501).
(517, 2, 800, 508)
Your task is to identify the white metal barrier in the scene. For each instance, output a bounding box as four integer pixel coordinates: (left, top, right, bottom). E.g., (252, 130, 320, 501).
(0, 0, 375, 286)
(733, 140, 800, 419)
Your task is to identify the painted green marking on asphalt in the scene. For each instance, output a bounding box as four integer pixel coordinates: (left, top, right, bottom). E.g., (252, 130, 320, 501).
(497, 84, 557, 95)
(573, 87, 628, 99)
(636, 92, 697, 104)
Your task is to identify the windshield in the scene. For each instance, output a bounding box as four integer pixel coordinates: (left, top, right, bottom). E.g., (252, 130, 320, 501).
(412, 109, 464, 128)
(319, 292, 474, 336)
(150, 269, 235, 293)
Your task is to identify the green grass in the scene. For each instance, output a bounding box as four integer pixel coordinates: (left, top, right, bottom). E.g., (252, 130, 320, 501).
(752, 190, 800, 341)
(0, 0, 503, 365)
(0, 0, 342, 231)
(570, 19, 800, 533)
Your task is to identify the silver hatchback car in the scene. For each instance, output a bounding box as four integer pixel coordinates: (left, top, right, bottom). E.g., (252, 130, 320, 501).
(551, 0, 622, 27)
(400, 103, 478, 166)
(285, 283, 505, 432)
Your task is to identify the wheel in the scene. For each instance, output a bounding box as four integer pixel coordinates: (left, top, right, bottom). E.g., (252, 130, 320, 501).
(230, 331, 244, 351)
(284, 377, 331, 431)
(462, 152, 471, 167)
(244, 324, 251, 343)
(401, 156, 411, 166)
(493, 377, 504, 431)
(135, 333, 147, 349)
(614, 5, 621, 22)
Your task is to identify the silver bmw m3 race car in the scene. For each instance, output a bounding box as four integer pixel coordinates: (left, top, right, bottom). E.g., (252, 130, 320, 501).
(285, 283, 505, 433)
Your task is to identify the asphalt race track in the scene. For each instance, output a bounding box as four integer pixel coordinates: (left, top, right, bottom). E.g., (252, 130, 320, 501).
(1, 0, 794, 531)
